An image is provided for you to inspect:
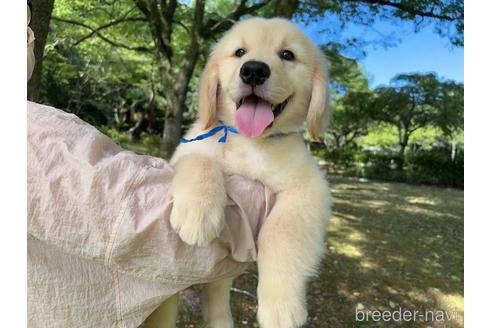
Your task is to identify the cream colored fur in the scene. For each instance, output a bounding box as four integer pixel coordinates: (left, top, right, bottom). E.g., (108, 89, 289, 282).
(147, 17, 332, 328)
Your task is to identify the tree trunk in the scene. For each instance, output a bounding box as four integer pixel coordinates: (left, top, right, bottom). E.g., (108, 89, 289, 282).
(27, 0, 55, 102)
(335, 135, 341, 150)
(398, 132, 410, 170)
(159, 54, 197, 157)
(162, 109, 183, 158)
(451, 130, 457, 161)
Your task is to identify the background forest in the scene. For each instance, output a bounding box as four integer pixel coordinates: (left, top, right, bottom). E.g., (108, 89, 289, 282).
(28, 0, 464, 188)
(27, 1, 464, 327)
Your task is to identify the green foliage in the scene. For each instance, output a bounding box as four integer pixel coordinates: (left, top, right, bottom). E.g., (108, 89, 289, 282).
(373, 73, 445, 130)
(317, 69, 464, 188)
(102, 128, 129, 145)
(407, 148, 464, 188)
(323, 48, 375, 150)
(360, 125, 463, 150)
(42, 0, 161, 131)
(37, 0, 464, 188)
(324, 47, 370, 94)
(433, 80, 464, 136)
(317, 144, 463, 188)
(41, 0, 463, 134)
(368, 73, 464, 162)
(359, 124, 400, 148)
(327, 90, 375, 149)
(142, 134, 162, 156)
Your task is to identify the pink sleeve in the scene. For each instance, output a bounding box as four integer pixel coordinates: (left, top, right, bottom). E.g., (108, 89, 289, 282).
(27, 101, 275, 282)
(27, 101, 275, 327)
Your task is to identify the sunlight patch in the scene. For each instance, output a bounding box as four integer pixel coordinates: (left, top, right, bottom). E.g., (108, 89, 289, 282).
(337, 244, 364, 258)
(406, 196, 437, 205)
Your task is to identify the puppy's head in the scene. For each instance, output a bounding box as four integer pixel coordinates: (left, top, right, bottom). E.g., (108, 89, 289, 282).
(198, 17, 328, 139)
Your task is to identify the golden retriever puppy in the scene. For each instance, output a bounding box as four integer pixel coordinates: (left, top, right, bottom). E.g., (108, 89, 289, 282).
(153, 17, 331, 328)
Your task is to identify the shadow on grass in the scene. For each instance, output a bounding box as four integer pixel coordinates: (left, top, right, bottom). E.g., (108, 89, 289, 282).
(175, 176, 464, 328)
(306, 176, 463, 328)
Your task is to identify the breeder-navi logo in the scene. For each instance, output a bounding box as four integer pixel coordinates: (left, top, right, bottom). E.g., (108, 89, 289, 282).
(355, 306, 460, 323)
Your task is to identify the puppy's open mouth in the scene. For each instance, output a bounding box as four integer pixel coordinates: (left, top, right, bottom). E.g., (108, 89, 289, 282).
(235, 94, 291, 138)
(236, 95, 291, 118)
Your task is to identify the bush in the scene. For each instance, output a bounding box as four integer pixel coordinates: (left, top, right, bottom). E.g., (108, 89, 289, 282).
(406, 149, 464, 188)
(142, 134, 162, 157)
(103, 128, 129, 145)
(317, 146, 463, 188)
(329, 148, 358, 165)
(358, 151, 407, 182)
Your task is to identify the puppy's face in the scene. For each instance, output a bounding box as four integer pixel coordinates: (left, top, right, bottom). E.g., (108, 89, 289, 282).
(198, 18, 328, 139)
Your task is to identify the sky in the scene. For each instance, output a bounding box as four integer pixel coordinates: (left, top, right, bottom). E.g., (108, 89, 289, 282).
(299, 15, 464, 87)
(179, 1, 463, 87)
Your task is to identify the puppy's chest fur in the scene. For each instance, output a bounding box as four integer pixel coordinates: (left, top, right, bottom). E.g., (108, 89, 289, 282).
(173, 128, 319, 193)
(224, 137, 308, 188)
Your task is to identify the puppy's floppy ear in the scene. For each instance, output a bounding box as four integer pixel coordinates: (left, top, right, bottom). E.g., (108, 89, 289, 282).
(307, 53, 329, 140)
(198, 56, 220, 129)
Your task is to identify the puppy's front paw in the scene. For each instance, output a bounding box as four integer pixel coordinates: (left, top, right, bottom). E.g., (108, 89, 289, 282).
(257, 289, 307, 328)
(170, 192, 225, 247)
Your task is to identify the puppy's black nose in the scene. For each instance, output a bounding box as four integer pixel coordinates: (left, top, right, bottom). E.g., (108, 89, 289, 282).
(240, 60, 270, 86)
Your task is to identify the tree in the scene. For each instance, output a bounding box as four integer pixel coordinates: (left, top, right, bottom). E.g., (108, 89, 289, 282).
(432, 81, 464, 160)
(329, 91, 374, 150)
(44, 0, 160, 135)
(50, 0, 283, 156)
(433, 81, 464, 134)
(370, 73, 462, 167)
(27, 0, 55, 101)
(38, 0, 463, 157)
(323, 48, 374, 150)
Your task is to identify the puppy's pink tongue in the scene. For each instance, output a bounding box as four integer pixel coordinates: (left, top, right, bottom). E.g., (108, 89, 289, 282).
(235, 96, 274, 138)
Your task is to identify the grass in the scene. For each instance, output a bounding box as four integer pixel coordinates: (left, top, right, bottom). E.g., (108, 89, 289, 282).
(174, 176, 464, 328)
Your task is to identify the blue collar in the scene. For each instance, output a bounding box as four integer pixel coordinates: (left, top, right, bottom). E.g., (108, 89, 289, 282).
(180, 123, 239, 143)
(180, 123, 294, 144)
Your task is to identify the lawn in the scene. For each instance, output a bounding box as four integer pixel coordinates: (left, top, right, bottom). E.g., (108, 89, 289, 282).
(175, 176, 464, 328)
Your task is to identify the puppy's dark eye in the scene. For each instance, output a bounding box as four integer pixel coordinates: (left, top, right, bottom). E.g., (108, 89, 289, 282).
(280, 50, 295, 61)
(235, 48, 246, 58)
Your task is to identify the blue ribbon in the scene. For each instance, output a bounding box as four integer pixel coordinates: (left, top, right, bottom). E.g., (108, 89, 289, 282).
(180, 123, 240, 143)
